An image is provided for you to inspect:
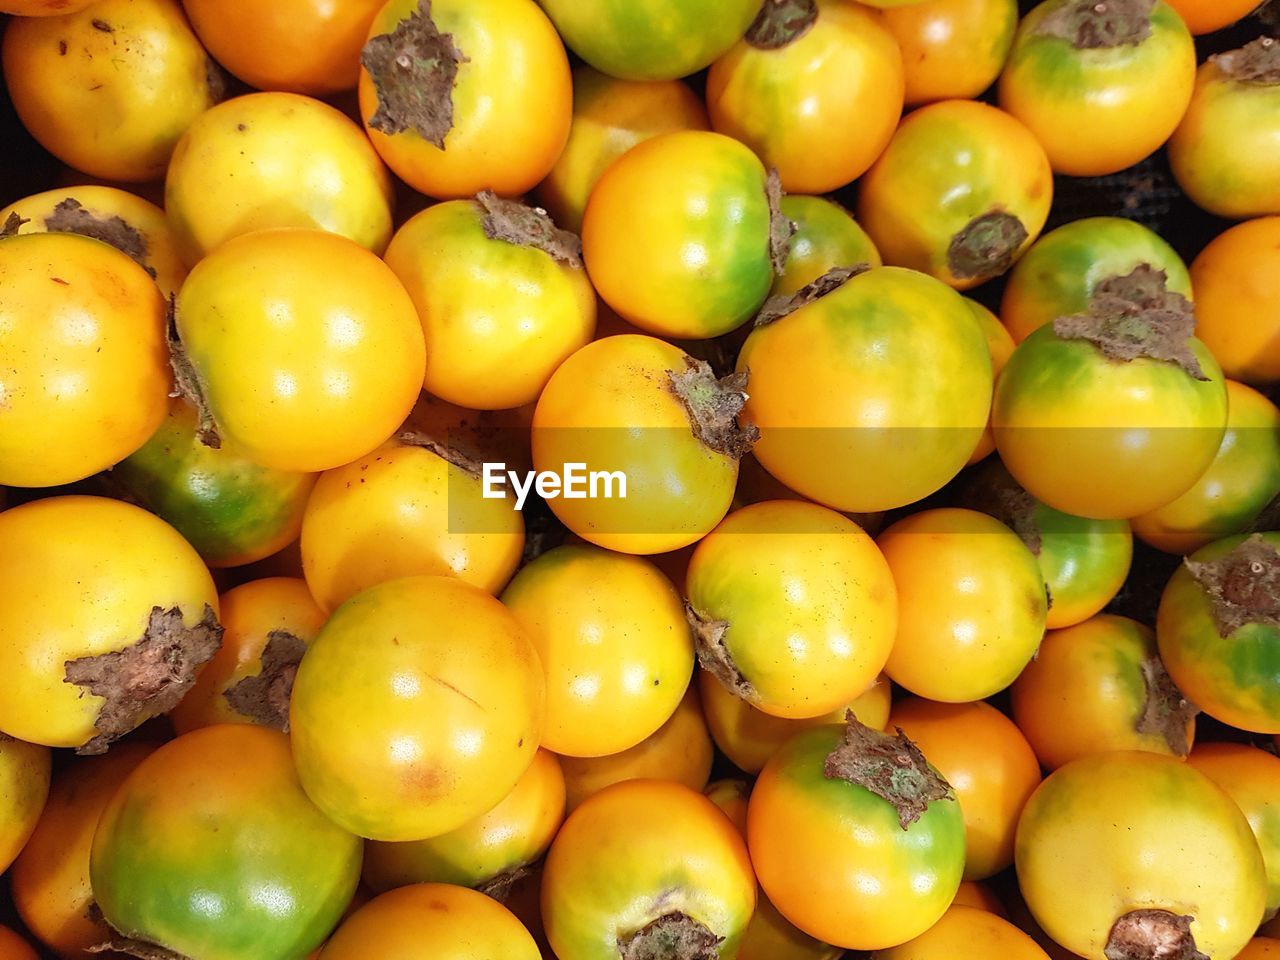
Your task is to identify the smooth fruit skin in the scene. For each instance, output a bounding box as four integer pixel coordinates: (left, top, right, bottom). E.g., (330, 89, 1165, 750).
(582, 131, 776, 339)
(1240, 939, 1280, 960)
(359, 0, 572, 199)
(535, 0, 760, 81)
(1157, 532, 1280, 734)
(1188, 743, 1280, 920)
(883, 0, 1019, 106)
(542, 779, 757, 960)
(889, 699, 1041, 881)
(992, 320, 1228, 520)
(0, 927, 37, 960)
(966, 299, 1017, 463)
(382, 199, 596, 410)
(0, 0, 94, 13)
(857, 100, 1052, 290)
(739, 267, 992, 513)
(319, 883, 541, 960)
(1132, 381, 1280, 555)
(748, 725, 966, 951)
(878, 509, 1047, 703)
(0, 233, 168, 488)
(165, 92, 394, 265)
(1011, 615, 1194, 770)
(706, 0, 905, 194)
(0, 496, 218, 749)
(998, 0, 1196, 177)
(686, 500, 897, 719)
(772, 195, 881, 296)
(181, 0, 384, 94)
(1, 0, 220, 181)
(738, 891, 844, 960)
(535, 66, 709, 234)
(1165, 0, 1263, 33)
(175, 229, 426, 474)
(11, 742, 156, 957)
(290, 576, 545, 842)
(952, 882, 1006, 916)
(1000, 217, 1193, 344)
(1015, 750, 1267, 960)
(0, 736, 51, 875)
(1189, 217, 1280, 385)
(871, 905, 1050, 960)
(501, 545, 693, 757)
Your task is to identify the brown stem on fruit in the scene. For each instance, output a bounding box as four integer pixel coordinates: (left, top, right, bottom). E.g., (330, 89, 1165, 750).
(753, 264, 869, 327)
(948, 210, 1029, 283)
(766, 169, 796, 274)
(476, 192, 581, 267)
(1212, 37, 1280, 84)
(745, 0, 818, 49)
(1036, 0, 1155, 49)
(65, 605, 223, 756)
(1184, 534, 1280, 636)
(88, 938, 191, 960)
(477, 862, 533, 903)
(667, 359, 759, 459)
(617, 913, 724, 960)
(1137, 654, 1198, 757)
(824, 711, 953, 830)
(0, 213, 27, 238)
(167, 298, 221, 449)
(44, 198, 155, 278)
(1053, 264, 1207, 380)
(961, 467, 1044, 555)
(1104, 910, 1208, 960)
(686, 601, 755, 702)
(222, 630, 307, 733)
(398, 430, 485, 479)
(361, 0, 466, 148)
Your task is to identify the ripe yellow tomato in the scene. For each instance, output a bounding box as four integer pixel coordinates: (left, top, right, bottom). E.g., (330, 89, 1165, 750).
(358, 0, 571, 199)
(883, 0, 1019, 106)
(1165, 0, 1263, 33)
(383, 196, 595, 410)
(290, 576, 544, 842)
(0, 0, 94, 13)
(966, 299, 1017, 463)
(1016, 751, 1266, 960)
(0, 735, 50, 875)
(858, 100, 1052, 290)
(0, 232, 169, 488)
(951, 882, 1005, 916)
(706, 0, 904, 193)
(1240, 939, 1280, 960)
(738, 891, 844, 960)
(872, 905, 1050, 960)
(878, 508, 1047, 702)
(535, 67, 709, 234)
(174, 228, 426, 473)
(0, 496, 219, 752)
(501, 544, 692, 757)
(1, 0, 221, 181)
(301, 438, 524, 614)
(705, 778, 751, 835)
(686, 500, 896, 719)
(0, 927, 37, 960)
(165, 93, 394, 265)
(772, 195, 881, 295)
(1011, 615, 1197, 770)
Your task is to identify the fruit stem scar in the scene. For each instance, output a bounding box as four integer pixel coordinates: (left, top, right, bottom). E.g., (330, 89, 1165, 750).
(1104, 909, 1207, 960)
(948, 210, 1029, 282)
(666, 359, 759, 459)
(1035, 0, 1156, 49)
(745, 0, 818, 49)
(685, 601, 755, 702)
(616, 912, 724, 960)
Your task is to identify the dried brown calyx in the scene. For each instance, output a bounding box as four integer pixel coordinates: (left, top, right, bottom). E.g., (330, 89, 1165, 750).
(475, 191, 582, 268)
(1104, 910, 1207, 960)
(1053, 264, 1207, 380)
(88, 937, 190, 960)
(476, 862, 532, 903)
(222, 630, 307, 733)
(44, 198, 155, 278)
(753, 264, 869, 328)
(948, 210, 1029, 283)
(1036, 0, 1156, 49)
(1185, 534, 1280, 637)
(1, 213, 28, 238)
(65, 606, 223, 756)
(1136, 654, 1198, 757)
(685, 601, 755, 702)
(766, 169, 796, 274)
(1212, 36, 1280, 85)
(745, 0, 818, 49)
(361, 0, 466, 148)
(961, 468, 1044, 555)
(617, 913, 723, 960)
(824, 711, 953, 830)
(398, 430, 485, 479)
(666, 359, 759, 459)
(167, 297, 221, 449)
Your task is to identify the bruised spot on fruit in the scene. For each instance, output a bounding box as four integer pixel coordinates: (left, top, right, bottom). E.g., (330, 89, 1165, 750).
(1104, 909, 1207, 960)
(1053, 264, 1207, 380)
(43, 198, 155, 278)
(167, 299, 221, 450)
(1136, 654, 1197, 756)
(477, 861, 533, 904)
(0, 213, 28, 238)
(1185, 534, 1280, 636)
(745, 0, 818, 50)
(617, 912, 724, 960)
(475, 191, 582, 268)
(765, 169, 796, 274)
(1035, 0, 1155, 50)
(91, 18, 113, 31)
(398, 430, 484, 479)
(223, 629, 307, 732)
(64, 605, 223, 756)
(823, 711, 954, 830)
(947, 210, 1029, 283)
(666, 359, 760, 459)
(1211, 36, 1280, 85)
(753, 264, 869, 328)
(361, 0, 467, 149)
(686, 601, 755, 702)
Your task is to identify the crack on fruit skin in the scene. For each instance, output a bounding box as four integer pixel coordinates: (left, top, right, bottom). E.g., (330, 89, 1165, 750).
(1036, 0, 1156, 49)
(1136, 654, 1198, 757)
(765, 169, 796, 275)
(666, 359, 759, 460)
(222, 629, 307, 733)
(753, 264, 870, 327)
(685, 601, 755, 702)
(616, 912, 724, 960)
(166, 297, 221, 449)
(823, 711, 954, 830)
(1103, 909, 1208, 960)
(475, 191, 582, 268)
(947, 210, 1029, 282)
(745, 0, 819, 49)
(1212, 36, 1280, 85)
(43, 198, 156, 278)
(1184, 534, 1280, 636)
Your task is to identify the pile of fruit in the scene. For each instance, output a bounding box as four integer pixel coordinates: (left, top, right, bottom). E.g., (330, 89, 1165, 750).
(1, 0, 1279, 957)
